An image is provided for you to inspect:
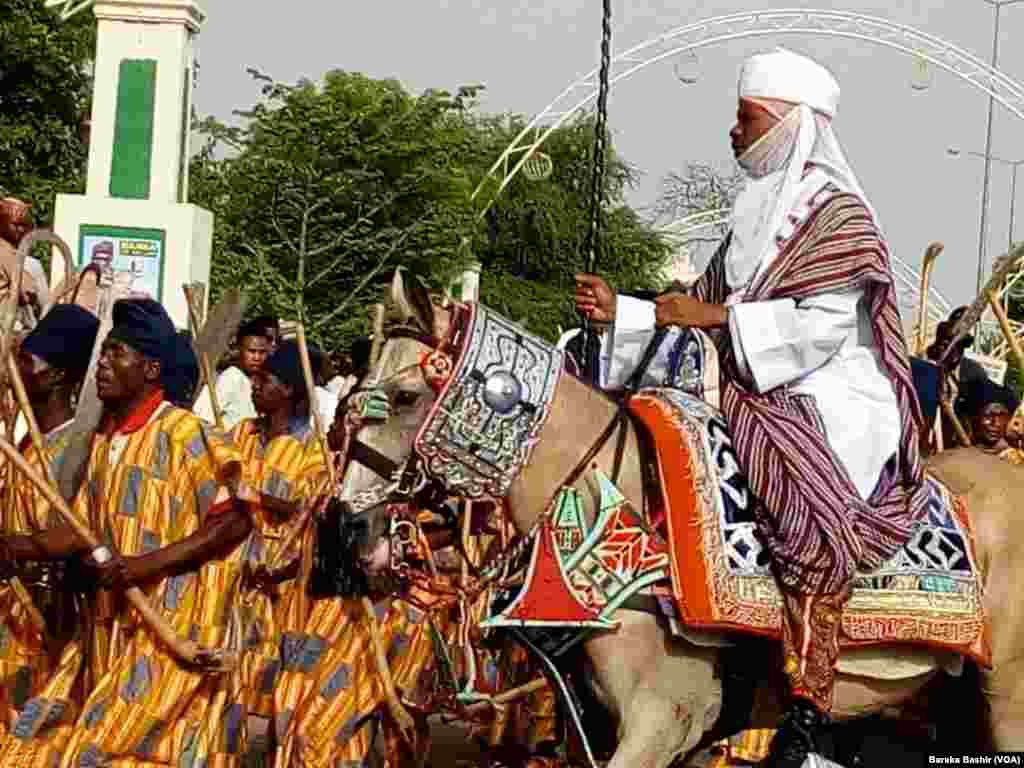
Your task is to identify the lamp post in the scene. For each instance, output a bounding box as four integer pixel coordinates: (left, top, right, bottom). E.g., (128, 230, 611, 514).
(949, 148, 1024, 252)
(974, 0, 1024, 294)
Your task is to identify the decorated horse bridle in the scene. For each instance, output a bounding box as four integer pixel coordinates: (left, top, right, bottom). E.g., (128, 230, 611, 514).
(341, 301, 643, 578)
(343, 303, 565, 510)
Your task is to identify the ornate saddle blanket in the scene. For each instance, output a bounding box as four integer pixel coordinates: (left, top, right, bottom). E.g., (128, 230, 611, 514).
(628, 389, 990, 666)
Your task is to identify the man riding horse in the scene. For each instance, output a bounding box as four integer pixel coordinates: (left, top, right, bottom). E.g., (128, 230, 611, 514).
(574, 47, 928, 768)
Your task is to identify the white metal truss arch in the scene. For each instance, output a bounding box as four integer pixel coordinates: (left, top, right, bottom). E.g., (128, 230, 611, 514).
(472, 8, 1024, 217)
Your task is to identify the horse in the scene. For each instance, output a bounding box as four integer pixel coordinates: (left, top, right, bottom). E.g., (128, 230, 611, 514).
(337, 271, 1024, 768)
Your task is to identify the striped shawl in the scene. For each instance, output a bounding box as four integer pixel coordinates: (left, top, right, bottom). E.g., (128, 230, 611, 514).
(692, 190, 928, 593)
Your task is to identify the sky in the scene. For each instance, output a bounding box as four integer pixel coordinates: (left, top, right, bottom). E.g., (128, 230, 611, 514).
(192, 0, 1024, 311)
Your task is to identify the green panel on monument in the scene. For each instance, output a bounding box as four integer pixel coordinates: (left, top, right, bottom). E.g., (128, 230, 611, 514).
(109, 59, 157, 199)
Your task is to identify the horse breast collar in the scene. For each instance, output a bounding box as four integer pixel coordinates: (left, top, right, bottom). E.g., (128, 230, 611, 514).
(415, 302, 564, 498)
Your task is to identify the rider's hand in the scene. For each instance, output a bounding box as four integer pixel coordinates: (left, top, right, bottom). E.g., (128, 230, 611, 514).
(653, 293, 728, 329)
(574, 273, 616, 323)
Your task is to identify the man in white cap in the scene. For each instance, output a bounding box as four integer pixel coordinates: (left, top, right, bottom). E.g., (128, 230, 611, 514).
(575, 48, 927, 767)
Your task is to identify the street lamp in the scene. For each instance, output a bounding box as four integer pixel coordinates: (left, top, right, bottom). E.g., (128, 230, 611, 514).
(973, 0, 1024, 294)
(949, 147, 1024, 252)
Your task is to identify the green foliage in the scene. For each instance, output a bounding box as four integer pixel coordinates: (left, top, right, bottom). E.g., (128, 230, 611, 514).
(1006, 292, 1024, 399)
(0, 0, 94, 225)
(191, 70, 672, 352)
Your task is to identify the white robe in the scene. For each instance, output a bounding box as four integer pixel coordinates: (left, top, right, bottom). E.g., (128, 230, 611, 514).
(602, 291, 901, 501)
(194, 366, 256, 429)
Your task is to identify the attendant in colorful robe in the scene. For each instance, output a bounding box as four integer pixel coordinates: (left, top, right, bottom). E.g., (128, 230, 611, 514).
(0, 298, 254, 767)
(0, 306, 98, 734)
(575, 48, 927, 767)
(230, 340, 325, 750)
(195, 316, 278, 428)
(270, 392, 446, 768)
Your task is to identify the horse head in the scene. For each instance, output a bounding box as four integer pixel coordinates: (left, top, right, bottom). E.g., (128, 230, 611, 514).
(336, 269, 455, 577)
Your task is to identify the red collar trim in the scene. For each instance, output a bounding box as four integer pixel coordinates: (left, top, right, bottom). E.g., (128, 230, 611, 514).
(102, 389, 166, 436)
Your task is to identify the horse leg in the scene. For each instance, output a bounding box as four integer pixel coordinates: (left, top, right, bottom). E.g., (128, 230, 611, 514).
(584, 611, 721, 768)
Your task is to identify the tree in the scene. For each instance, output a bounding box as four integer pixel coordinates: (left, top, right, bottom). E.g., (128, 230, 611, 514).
(190, 70, 482, 348)
(0, 0, 94, 225)
(471, 115, 671, 337)
(192, 72, 672, 349)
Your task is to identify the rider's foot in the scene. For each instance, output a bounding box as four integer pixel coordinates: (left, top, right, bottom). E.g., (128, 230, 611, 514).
(757, 698, 834, 768)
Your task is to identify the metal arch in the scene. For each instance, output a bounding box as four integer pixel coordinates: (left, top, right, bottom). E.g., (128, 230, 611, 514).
(654, 210, 954, 323)
(472, 8, 1024, 218)
(44, 0, 97, 21)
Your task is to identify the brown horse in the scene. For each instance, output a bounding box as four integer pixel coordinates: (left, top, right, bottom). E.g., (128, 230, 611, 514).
(338, 271, 1024, 768)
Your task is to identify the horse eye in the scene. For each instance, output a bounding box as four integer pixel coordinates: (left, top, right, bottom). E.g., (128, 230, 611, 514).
(393, 391, 419, 408)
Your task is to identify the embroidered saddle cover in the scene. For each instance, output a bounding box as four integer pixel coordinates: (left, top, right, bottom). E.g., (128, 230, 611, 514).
(628, 388, 990, 667)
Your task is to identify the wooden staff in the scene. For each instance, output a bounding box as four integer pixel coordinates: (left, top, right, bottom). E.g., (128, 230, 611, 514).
(362, 595, 417, 746)
(988, 290, 1024, 375)
(183, 285, 224, 430)
(463, 677, 548, 716)
(0, 355, 235, 671)
(0, 359, 54, 635)
(915, 243, 943, 355)
(941, 398, 972, 447)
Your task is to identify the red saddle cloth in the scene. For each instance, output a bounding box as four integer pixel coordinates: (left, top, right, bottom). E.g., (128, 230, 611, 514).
(628, 391, 990, 667)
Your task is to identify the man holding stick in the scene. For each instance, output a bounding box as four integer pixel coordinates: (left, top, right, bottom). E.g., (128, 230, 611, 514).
(0, 305, 98, 733)
(0, 298, 254, 767)
(229, 340, 325, 753)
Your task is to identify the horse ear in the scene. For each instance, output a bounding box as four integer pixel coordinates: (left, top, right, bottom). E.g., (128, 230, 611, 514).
(390, 268, 435, 339)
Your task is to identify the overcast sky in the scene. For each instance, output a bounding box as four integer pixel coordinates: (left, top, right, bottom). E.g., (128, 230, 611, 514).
(193, 0, 1024, 310)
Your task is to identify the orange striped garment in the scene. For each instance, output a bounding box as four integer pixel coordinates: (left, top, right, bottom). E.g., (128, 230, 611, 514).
(230, 417, 325, 724)
(1, 402, 248, 768)
(0, 423, 76, 736)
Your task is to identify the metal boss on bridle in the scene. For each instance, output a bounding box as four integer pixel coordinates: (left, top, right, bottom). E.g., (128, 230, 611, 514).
(579, 0, 613, 387)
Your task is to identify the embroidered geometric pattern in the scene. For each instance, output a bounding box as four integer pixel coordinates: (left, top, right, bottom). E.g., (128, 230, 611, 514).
(628, 389, 990, 666)
(415, 302, 563, 498)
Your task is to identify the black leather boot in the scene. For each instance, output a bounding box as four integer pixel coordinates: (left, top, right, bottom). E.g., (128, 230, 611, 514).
(758, 698, 834, 768)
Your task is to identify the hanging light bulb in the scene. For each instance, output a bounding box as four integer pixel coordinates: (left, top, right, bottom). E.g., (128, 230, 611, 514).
(910, 54, 932, 91)
(522, 151, 554, 182)
(673, 51, 700, 85)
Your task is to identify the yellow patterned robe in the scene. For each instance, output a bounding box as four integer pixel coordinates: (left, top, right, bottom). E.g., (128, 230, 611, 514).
(0, 423, 76, 736)
(275, 591, 440, 768)
(230, 417, 325, 722)
(706, 729, 776, 767)
(1, 398, 247, 768)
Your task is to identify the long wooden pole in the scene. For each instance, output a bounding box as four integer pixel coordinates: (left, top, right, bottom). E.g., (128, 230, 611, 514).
(915, 243, 943, 355)
(988, 290, 1024, 375)
(1, 355, 235, 671)
(183, 285, 224, 430)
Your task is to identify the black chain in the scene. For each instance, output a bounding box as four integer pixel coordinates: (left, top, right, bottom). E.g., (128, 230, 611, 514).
(579, 0, 613, 386)
(584, 0, 613, 273)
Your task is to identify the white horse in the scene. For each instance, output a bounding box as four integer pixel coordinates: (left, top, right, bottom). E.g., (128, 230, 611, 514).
(337, 272, 1024, 768)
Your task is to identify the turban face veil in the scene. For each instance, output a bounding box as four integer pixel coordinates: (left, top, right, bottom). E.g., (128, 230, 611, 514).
(726, 48, 879, 292)
(263, 340, 310, 397)
(107, 298, 177, 368)
(21, 304, 100, 374)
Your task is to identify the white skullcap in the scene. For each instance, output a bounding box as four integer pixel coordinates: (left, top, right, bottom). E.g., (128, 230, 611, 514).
(739, 47, 840, 118)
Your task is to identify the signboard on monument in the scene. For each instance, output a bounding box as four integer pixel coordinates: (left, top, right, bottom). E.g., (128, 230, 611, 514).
(79, 225, 166, 301)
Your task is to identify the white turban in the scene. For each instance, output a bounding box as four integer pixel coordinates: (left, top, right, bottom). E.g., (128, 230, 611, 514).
(725, 48, 878, 291)
(739, 47, 840, 118)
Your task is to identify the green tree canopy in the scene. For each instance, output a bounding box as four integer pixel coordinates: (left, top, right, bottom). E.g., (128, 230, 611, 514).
(0, 0, 94, 224)
(191, 69, 672, 351)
